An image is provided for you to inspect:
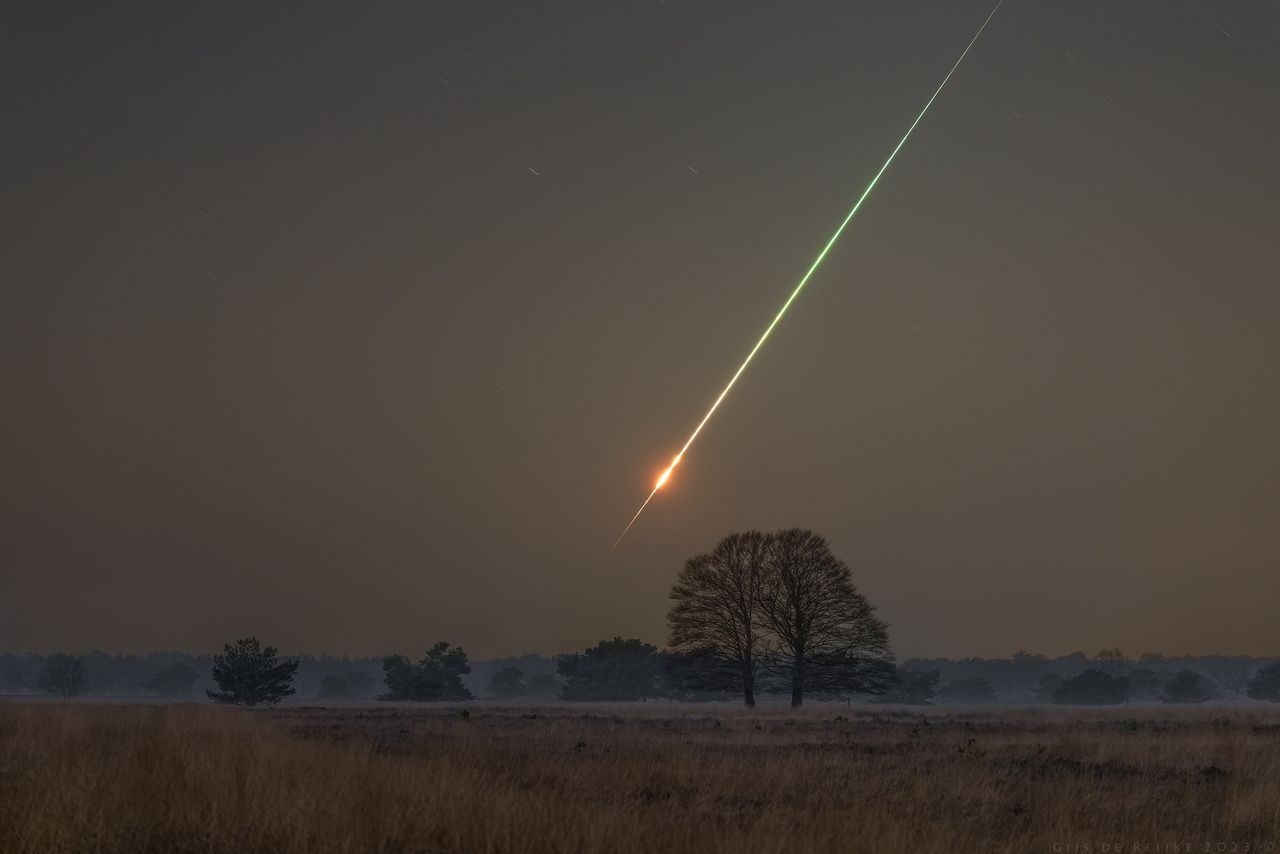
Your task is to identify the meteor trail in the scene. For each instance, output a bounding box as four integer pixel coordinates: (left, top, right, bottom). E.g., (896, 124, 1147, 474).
(611, 0, 1004, 550)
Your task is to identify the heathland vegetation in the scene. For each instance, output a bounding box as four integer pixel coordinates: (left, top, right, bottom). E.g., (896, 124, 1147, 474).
(4, 703, 1280, 854)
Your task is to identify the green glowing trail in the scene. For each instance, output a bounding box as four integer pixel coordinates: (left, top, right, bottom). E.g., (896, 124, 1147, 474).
(612, 0, 1004, 550)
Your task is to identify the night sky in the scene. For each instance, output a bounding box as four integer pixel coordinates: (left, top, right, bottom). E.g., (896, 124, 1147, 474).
(3, 1, 1278, 659)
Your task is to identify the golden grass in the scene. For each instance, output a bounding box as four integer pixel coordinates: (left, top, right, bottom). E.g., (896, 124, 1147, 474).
(2, 701, 1279, 853)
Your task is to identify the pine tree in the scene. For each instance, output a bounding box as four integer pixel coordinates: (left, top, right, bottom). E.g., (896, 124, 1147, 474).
(206, 638, 298, 706)
(379, 642, 473, 701)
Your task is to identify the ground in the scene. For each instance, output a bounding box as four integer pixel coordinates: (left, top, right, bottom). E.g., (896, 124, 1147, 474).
(2, 701, 1278, 853)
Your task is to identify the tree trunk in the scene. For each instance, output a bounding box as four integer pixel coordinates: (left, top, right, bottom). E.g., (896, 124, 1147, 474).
(791, 657, 805, 707)
(743, 668, 756, 707)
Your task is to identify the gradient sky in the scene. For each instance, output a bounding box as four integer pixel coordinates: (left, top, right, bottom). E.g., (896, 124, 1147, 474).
(3, 0, 1277, 660)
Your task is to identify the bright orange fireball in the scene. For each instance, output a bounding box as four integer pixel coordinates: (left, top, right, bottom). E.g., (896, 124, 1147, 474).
(655, 468, 673, 490)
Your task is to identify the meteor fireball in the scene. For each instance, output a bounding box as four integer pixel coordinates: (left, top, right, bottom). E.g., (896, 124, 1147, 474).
(655, 466, 673, 490)
(611, 0, 1004, 550)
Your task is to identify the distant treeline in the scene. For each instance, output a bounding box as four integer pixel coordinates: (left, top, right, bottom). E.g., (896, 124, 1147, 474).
(0, 650, 557, 701)
(897, 650, 1280, 704)
(4, 647, 1278, 705)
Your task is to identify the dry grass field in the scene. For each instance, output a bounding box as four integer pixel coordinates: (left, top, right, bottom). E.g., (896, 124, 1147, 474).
(3, 701, 1279, 853)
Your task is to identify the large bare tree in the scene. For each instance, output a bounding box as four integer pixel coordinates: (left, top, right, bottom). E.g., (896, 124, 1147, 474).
(757, 528, 894, 706)
(667, 531, 770, 706)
